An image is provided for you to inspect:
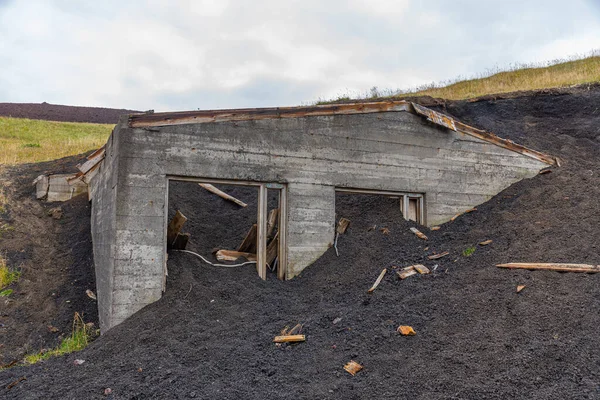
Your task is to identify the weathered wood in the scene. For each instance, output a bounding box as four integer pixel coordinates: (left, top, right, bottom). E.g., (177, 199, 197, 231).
(367, 268, 387, 293)
(257, 184, 268, 280)
(414, 264, 430, 274)
(450, 207, 477, 222)
(238, 224, 257, 253)
(337, 217, 351, 234)
(479, 239, 493, 246)
(517, 285, 526, 293)
(46, 174, 88, 202)
(171, 232, 190, 250)
(199, 183, 248, 207)
(167, 210, 187, 246)
(496, 263, 600, 273)
(410, 227, 428, 240)
(215, 250, 256, 262)
(278, 188, 288, 280)
(343, 360, 363, 376)
(397, 325, 416, 336)
(397, 266, 417, 280)
(266, 232, 279, 267)
(273, 334, 305, 343)
(428, 251, 449, 260)
(77, 147, 106, 174)
(267, 208, 279, 237)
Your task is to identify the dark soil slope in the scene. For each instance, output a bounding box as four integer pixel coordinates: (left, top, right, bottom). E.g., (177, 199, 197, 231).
(0, 102, 139, 124)
(2, 87, 600, 399)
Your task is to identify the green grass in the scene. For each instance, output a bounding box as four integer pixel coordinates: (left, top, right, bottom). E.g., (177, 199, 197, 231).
(319, 50, 600, 103)
(0, 254, 20, 290)
(462, 246, 476, 257)
(24, 312, 94, 364)
(0, 117, 113, 165)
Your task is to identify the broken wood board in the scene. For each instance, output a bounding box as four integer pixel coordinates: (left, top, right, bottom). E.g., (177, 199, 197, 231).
(397, 325, 416, 336)
(77, 147, 106, 174)
(167, 210, 187, 246)
(397, 266, 417, 280)
(266, 208, 279, 237)
(428, 251, 449, 260)
(367, 268, 387, 293)
(517, 285, 526, 293)
(479, 240, 493, 246)
(215, 250, 256, 262)
(430, 226, 440, 231)
(337, 217, 351, 234)
(496, 263, 600, 273)
(266, 232, 279, 266)
(199, 183, 247, 207)
(410, 227, 428, 240)
(343, 360, 363, 376)
(414, 264, 430, 274)
(238, 224, 257, 253)
(450, 208, 477, 222)
(273, 335, 305, 343)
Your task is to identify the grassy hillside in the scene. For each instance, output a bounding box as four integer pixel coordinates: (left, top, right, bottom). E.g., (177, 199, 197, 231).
(320, 52, 600, 103)
(0, 117, 113, 165)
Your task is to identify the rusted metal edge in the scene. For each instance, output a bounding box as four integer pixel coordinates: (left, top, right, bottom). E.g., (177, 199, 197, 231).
(129, 101, 412, 127)
(128, 100, 556, 166)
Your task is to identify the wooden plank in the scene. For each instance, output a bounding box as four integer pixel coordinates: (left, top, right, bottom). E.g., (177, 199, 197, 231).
(171, 233, 189, 250)
(215, 250, 256, 262)
(428, 251, 449, 260)
(496, 263, 600, 273)
(397, 266, 417, 280)
(167, 210, 187, 246)
(257, 184, 268, 280)
(77, 147, 106, 174)
(367, 268, 387, 293)
(408, 198, 418, 222)
(273, 335, 305, 343)
(198, 183, 248, 207)
(410, 227, 428, 240)
(343, 360, 363, 376)
(238, 224, 257, 253)
(414, 264, 430, 274)
(267, 208, 279, 237)
(278, 188, 288, 281)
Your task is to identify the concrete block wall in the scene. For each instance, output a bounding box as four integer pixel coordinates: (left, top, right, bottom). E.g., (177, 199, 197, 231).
(91, 111, 548, 331)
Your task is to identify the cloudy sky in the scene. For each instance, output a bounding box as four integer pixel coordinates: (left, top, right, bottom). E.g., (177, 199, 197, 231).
(0, 0, 599, 111)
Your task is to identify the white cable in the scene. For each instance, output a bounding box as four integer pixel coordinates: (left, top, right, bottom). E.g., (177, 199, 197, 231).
(173, 249, 257, 268)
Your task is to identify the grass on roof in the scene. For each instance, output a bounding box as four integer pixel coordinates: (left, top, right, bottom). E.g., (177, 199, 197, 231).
(0, 117, 113, 165)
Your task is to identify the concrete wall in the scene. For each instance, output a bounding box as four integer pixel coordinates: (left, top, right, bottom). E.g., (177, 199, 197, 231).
(92, 111, 547, 331)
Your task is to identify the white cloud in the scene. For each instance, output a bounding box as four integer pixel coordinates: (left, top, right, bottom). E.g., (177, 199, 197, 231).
(0, 0, 599, 111)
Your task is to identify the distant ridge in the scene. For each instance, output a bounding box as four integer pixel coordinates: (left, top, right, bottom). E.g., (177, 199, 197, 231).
(0, 102, 140, 124)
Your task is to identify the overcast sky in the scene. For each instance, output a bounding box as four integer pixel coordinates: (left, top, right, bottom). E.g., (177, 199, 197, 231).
(0, 0, 599, 111)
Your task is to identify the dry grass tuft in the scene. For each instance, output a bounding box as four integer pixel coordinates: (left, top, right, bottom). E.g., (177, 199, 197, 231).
(0, 254, 20, 290)
(0, 117, 113, 165)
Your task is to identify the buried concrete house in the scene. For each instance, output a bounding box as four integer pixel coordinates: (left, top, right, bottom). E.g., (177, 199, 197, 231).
(84, 100, 557, 331)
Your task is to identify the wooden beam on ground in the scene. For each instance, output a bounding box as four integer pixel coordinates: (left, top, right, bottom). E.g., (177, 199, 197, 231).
(428, 251, 449, 260)
(238, 224, 257, 253)
(273, 335, 305, 343)
(397, 266, 417, 280)
(215, 250, 256, 262)
(199, 183, 248, 207)
(410, 227, 428, 240)
(496, 263, 600, 273)
(167, 210, 187, 246)
(368, 268, 387, 293)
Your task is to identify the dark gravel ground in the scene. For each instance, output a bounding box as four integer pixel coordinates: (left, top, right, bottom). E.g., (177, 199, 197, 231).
(0, 102, 139, 124)
(1, 86, 600, 399)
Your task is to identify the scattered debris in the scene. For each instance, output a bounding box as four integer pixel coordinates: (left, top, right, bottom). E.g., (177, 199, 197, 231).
(497, 263, 600, 273)
(332, 317, 342, 325)
(450, 208, 477, 222)
(215, 250, 256, 262)
(539, 169, 552, 175)
(413, 264, 430, 274)
(410, 227, 428, 240)
(104, 388, 113, 396)
(397, 266, 417, 280)
(273, 335, 306, 343)
(280, 324, 303, 336)
(1, 360, 18, 369)
(86, 289, 96, 300)
(343, 360, 363, 376)
(380, 227, 390, 235)
(367, 225, 376, 231)
(367, 268, 387, 293)
(428, 251, 449, 260)
(73, 359, 85, 365)
(432, 264, 439, 271)
(430, 226, 441, 231)
(479, 240, 493, 246)
(5, 376, 26, 390)
(238, 224, 257, 253)
(397, 325, 416, 336)
(198, 183, 248, 207)
(334, 218, 351, 256)
(517, 285, 526, 293)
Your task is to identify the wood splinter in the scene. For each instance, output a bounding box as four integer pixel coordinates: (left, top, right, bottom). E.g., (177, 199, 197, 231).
(410, 227, 428, 240)
(368, 268, 387, 293)
(273, 335, 306, 343)
(343, 360, 363, 376)
(215, 250, 256, 262)
(497, 263, 600, 273)
(428, 251, 449, 260)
